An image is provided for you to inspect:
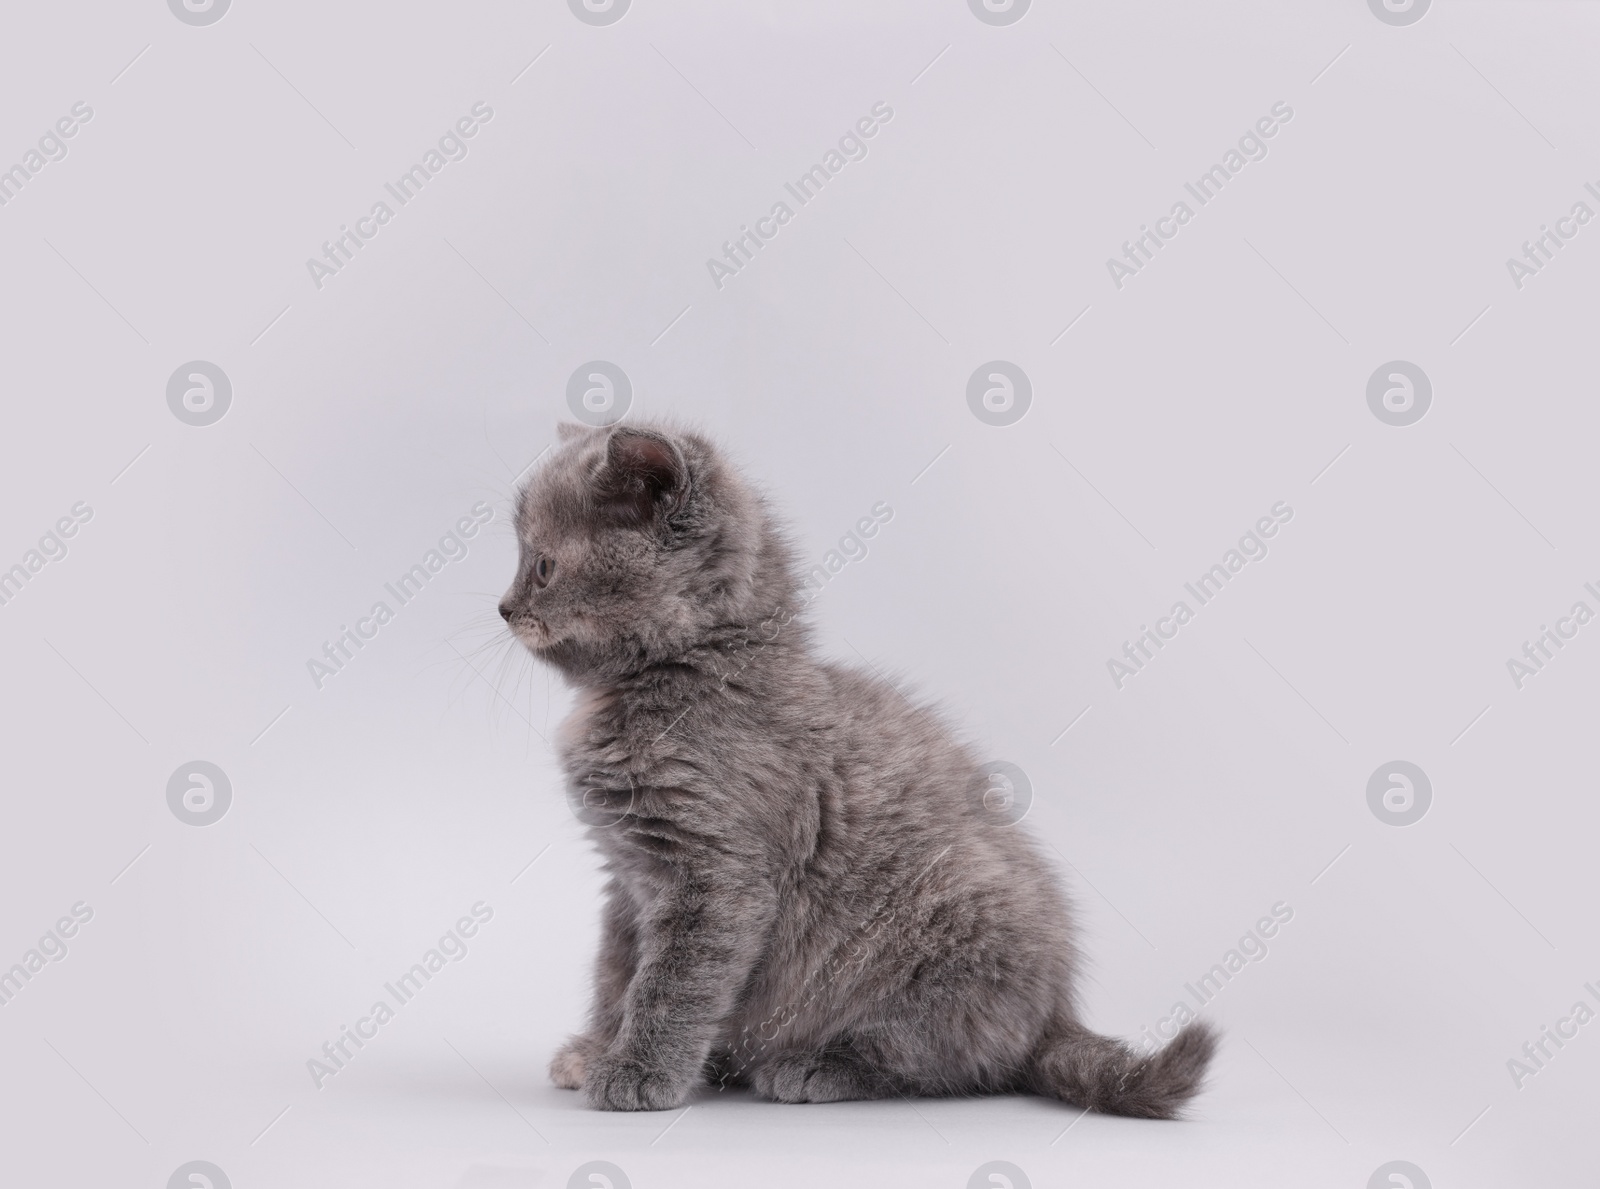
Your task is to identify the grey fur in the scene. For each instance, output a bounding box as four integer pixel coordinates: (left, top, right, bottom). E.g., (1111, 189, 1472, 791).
(500, 421, 1216, 1118)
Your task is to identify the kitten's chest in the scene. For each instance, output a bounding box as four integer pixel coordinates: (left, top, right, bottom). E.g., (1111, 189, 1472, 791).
(555, 685, 685, 800)
(556, 687, 614, 755)
(557, 686, 741, 877)
(555, 684, 703, 774)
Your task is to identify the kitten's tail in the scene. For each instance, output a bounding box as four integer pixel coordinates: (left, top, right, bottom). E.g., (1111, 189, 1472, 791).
(1027, 1018, 1217, 1119)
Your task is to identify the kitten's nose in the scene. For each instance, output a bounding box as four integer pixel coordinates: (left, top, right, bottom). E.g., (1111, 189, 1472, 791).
(498, 601, 513, 622)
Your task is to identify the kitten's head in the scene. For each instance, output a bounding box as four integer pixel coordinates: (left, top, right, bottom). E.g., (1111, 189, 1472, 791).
(500, 421, 796, 682)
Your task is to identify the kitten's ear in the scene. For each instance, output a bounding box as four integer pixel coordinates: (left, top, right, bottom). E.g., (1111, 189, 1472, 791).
(599, 428, 688, 528)
(555, 421, 589, 443)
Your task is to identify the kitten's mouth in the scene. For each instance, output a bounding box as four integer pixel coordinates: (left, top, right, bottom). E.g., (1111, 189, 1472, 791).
(509, 616, 557, 650)
(511, 613, 611, 658)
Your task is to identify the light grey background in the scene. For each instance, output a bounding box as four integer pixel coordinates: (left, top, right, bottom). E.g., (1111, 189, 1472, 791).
(1, 1, 1595, 1186)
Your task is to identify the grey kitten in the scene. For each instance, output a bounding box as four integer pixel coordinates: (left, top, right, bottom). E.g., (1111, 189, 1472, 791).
(499, 421, 1216, 1117)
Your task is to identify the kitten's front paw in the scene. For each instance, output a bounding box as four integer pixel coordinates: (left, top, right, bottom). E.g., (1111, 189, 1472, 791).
(583, 1049, 692, 1111)
(550, 1034, 598, 1090)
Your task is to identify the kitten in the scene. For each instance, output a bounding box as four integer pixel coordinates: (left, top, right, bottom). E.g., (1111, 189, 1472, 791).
(500, 421, 1216, 1117)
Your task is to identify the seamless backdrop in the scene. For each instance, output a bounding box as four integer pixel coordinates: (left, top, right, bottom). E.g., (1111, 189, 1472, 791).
(0, 1, 1596, 1187)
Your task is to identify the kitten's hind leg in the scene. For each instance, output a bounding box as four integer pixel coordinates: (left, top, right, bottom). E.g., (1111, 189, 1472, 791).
(749, 1042, 891, 1104)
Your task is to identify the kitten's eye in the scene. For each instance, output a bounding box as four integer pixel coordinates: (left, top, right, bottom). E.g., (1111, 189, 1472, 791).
(532, 555, 555, 589)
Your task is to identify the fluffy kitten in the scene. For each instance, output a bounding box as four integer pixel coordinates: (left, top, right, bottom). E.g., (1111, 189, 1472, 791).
(500, 421, 1216, 1117)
